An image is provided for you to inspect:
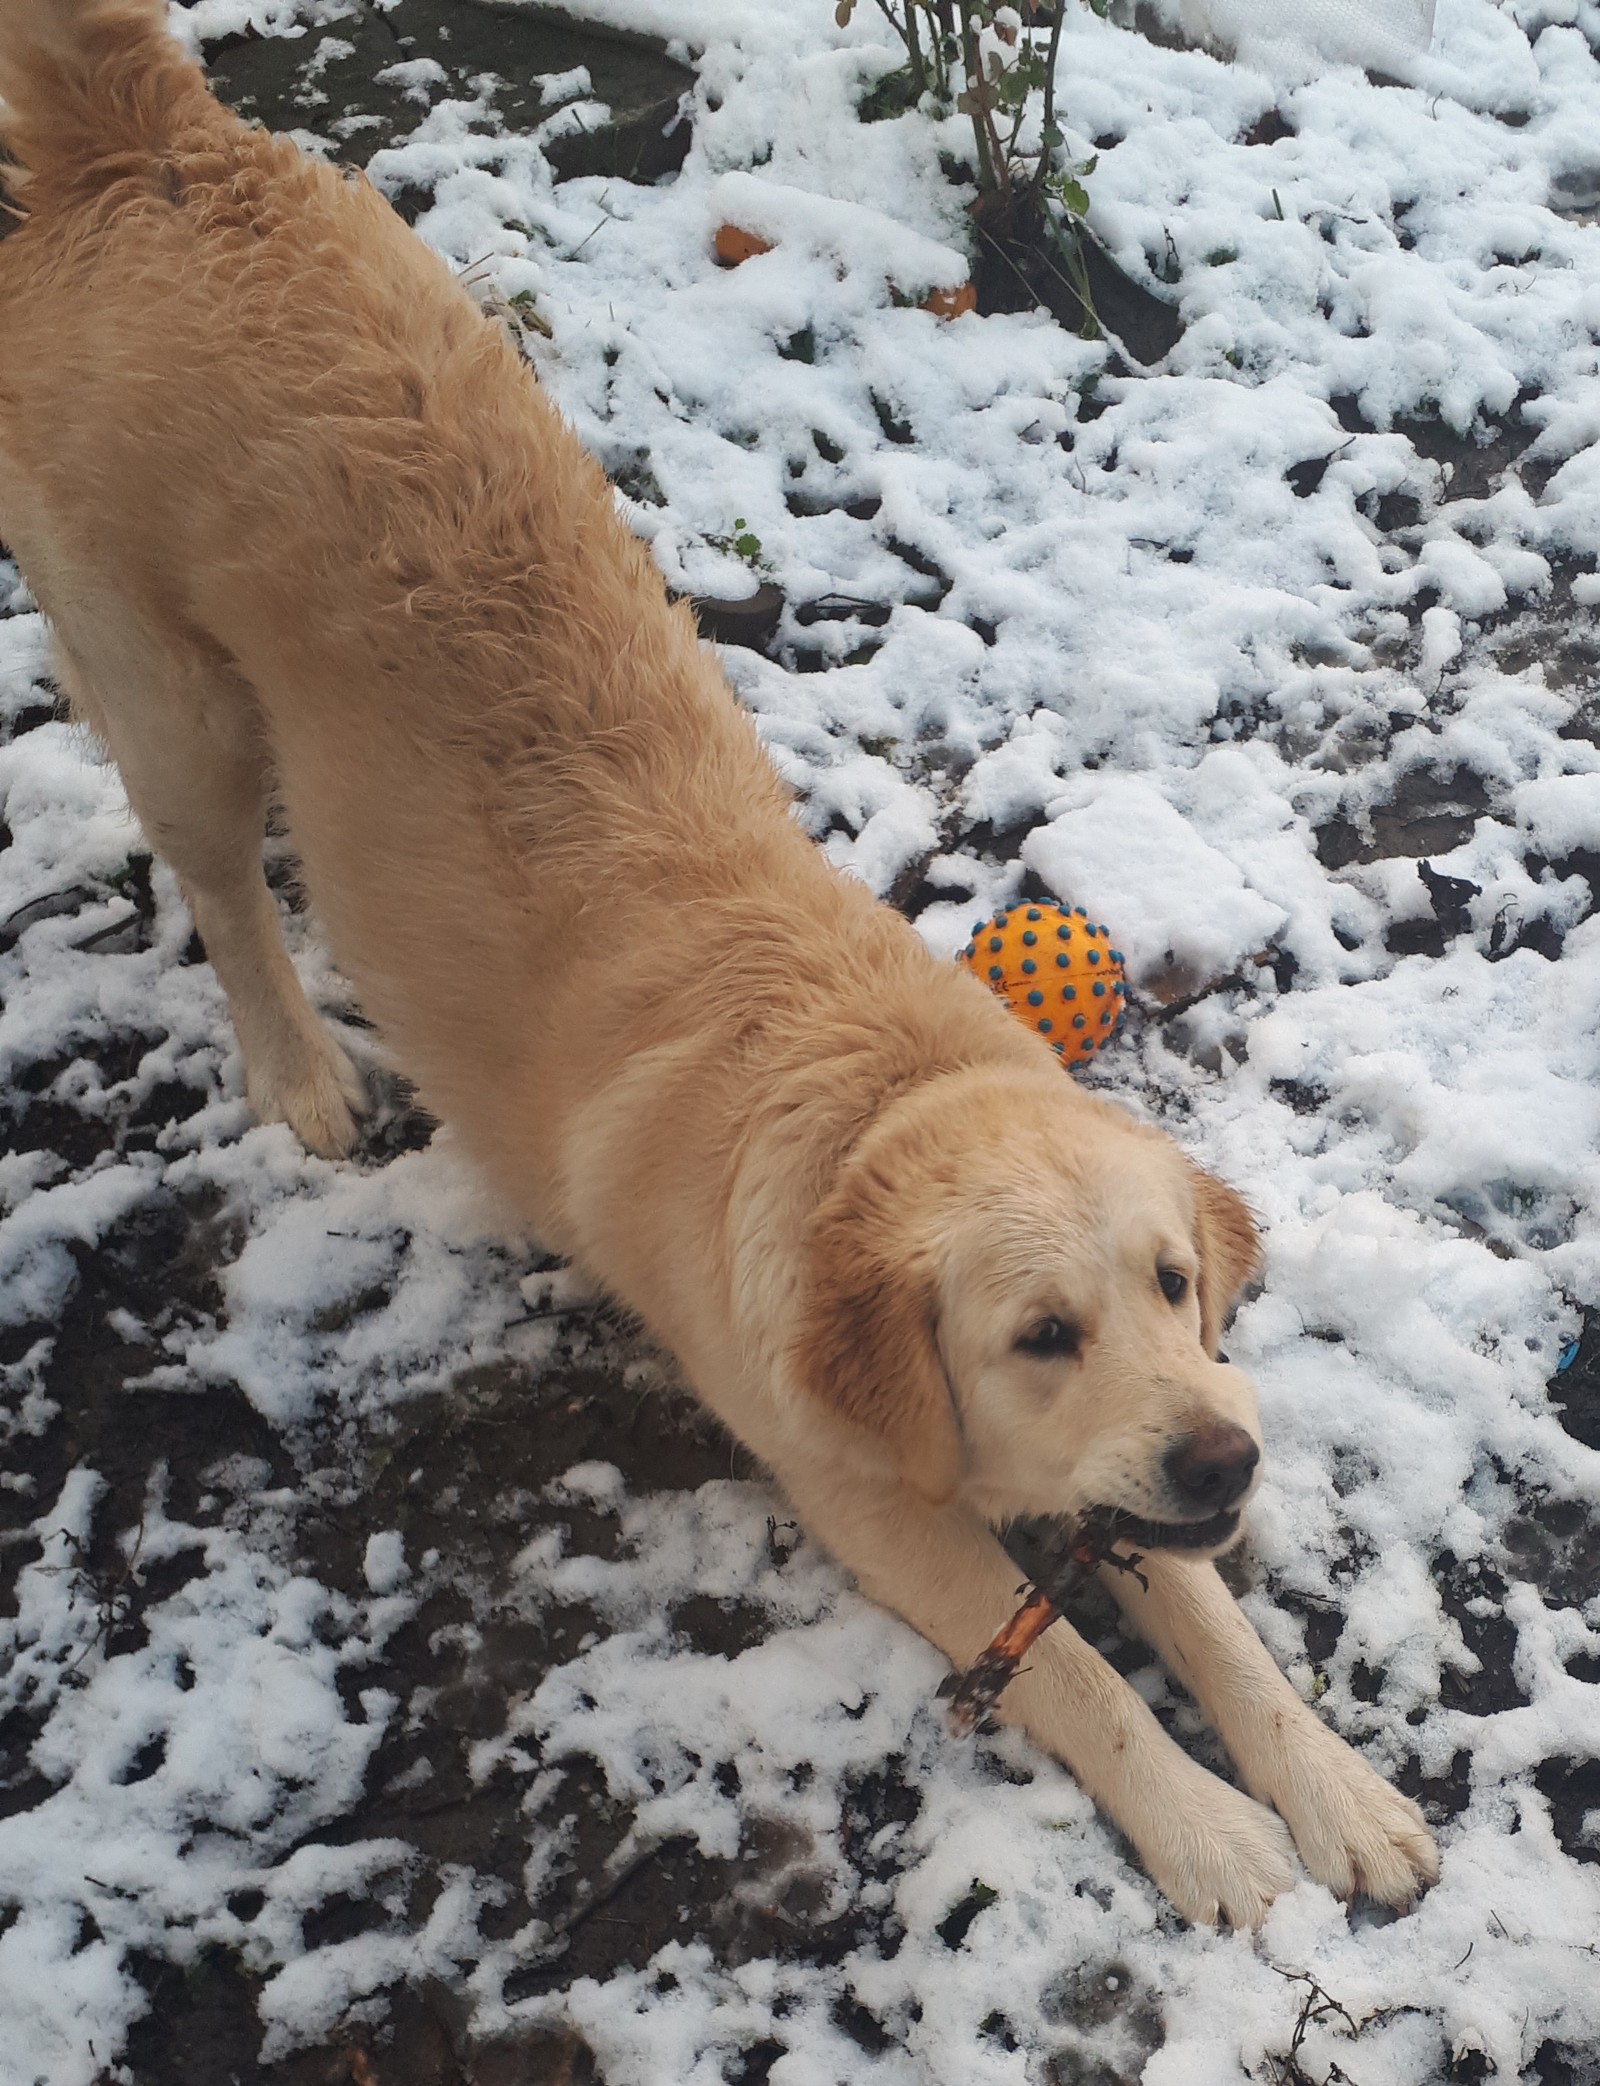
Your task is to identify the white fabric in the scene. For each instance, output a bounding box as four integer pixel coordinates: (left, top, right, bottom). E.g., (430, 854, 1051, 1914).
(1177, 0, 1437, 73)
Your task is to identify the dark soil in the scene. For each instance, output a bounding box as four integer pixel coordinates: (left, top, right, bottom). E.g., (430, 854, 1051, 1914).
(970, 190, 1184, 368)
(199, 0, 694, 203)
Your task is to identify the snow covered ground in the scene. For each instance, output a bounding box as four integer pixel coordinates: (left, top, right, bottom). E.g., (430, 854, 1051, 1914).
(3, 0, 1600, 2079)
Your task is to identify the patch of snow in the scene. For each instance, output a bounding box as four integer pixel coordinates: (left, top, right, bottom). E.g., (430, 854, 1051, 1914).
(1024, 777, 1288, 986)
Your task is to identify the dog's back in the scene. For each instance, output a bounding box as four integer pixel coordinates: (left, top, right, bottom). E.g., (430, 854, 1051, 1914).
(0, 0, 713, 793)
(0, 0, 1013, 1261)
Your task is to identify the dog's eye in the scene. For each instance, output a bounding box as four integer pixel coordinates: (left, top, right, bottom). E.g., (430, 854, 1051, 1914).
(1158, 1267, 1189, 1305)
(1015, 1317, 1081, 1360)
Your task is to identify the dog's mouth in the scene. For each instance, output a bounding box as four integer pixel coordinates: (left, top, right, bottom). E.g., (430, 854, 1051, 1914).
(999, 1505, 1240, 1595)
(1091, 1505, 1242, 1553)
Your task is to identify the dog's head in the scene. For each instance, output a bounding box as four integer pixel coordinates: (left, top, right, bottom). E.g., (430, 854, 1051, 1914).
(795, 1066, 1263, 1553)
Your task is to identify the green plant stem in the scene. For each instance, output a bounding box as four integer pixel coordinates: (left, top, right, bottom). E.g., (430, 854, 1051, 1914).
(1030, 0, 1069, 210)
(961, 13, 1010, 197)
(1042, 210, 1101, 339)
(903, 0, 926, 92)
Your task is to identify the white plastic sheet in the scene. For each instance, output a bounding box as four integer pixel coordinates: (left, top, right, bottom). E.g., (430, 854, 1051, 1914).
(1176, 0, 1437, 74)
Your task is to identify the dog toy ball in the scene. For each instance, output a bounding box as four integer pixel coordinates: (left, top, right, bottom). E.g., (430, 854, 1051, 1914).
(957, 902, 1127, 1064)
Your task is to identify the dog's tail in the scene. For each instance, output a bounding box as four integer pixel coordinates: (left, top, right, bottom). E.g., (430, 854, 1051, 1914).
(0, 0, 203, 204)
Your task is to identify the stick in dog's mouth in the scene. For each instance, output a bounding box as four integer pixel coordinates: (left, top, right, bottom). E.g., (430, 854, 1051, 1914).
(938, 1508, 1153, 1736)
(937, 1503, 1242, 1734)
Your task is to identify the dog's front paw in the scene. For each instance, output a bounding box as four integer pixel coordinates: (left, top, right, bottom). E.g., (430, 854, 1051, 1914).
(249, 1025, 366, 1158)
(1144, 1771, 1297, 1929)
(1271, 1726, 1439, 1908)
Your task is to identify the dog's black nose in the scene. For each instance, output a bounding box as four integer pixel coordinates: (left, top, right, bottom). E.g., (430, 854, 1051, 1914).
(1163, 1424, 1259, 1513)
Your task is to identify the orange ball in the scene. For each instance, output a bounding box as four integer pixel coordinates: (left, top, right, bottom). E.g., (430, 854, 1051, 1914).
(957, 901, 1127, 1066)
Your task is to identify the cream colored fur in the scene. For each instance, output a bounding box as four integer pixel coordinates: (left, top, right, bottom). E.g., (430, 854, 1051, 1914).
(0, 0, 1437, 1925)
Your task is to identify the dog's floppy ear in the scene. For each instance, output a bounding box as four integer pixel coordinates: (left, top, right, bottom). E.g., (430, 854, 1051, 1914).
(1190, 1166, 1261, 1358)
(794, 1158, 962, 1505)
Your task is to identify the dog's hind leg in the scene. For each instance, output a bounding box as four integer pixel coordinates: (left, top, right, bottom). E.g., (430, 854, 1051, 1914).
(54, 614, 366, 1157)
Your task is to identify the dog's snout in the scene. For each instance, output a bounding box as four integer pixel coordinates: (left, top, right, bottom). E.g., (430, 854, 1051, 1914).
(1163, 1423, 1259, 1514)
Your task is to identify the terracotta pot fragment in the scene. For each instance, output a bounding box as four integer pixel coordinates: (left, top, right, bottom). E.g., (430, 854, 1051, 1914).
(714, 223, 775, 266)
(921, 282, 977, 320)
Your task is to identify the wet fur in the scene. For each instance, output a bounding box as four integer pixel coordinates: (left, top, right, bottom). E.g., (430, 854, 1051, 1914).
(0, 0, 1437, 1924)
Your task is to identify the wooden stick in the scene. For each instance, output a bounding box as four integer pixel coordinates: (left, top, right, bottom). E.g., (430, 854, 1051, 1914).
(939, 1585, 1063, 1736)
(939, 1511, 1147, 1735)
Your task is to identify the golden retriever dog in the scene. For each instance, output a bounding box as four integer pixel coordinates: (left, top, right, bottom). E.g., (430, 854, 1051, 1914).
(0, 0, 1437, 1926)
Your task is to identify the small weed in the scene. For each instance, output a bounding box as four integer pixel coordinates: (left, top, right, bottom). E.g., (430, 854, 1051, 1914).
(507, 287, 550, 329)
(476, 284, 553, 356)
(43, 1517, 147, 1675)
(105, 852, 153, 906)
(707, 518, 766, 572)
(1262, 1969, 1360, 2086)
